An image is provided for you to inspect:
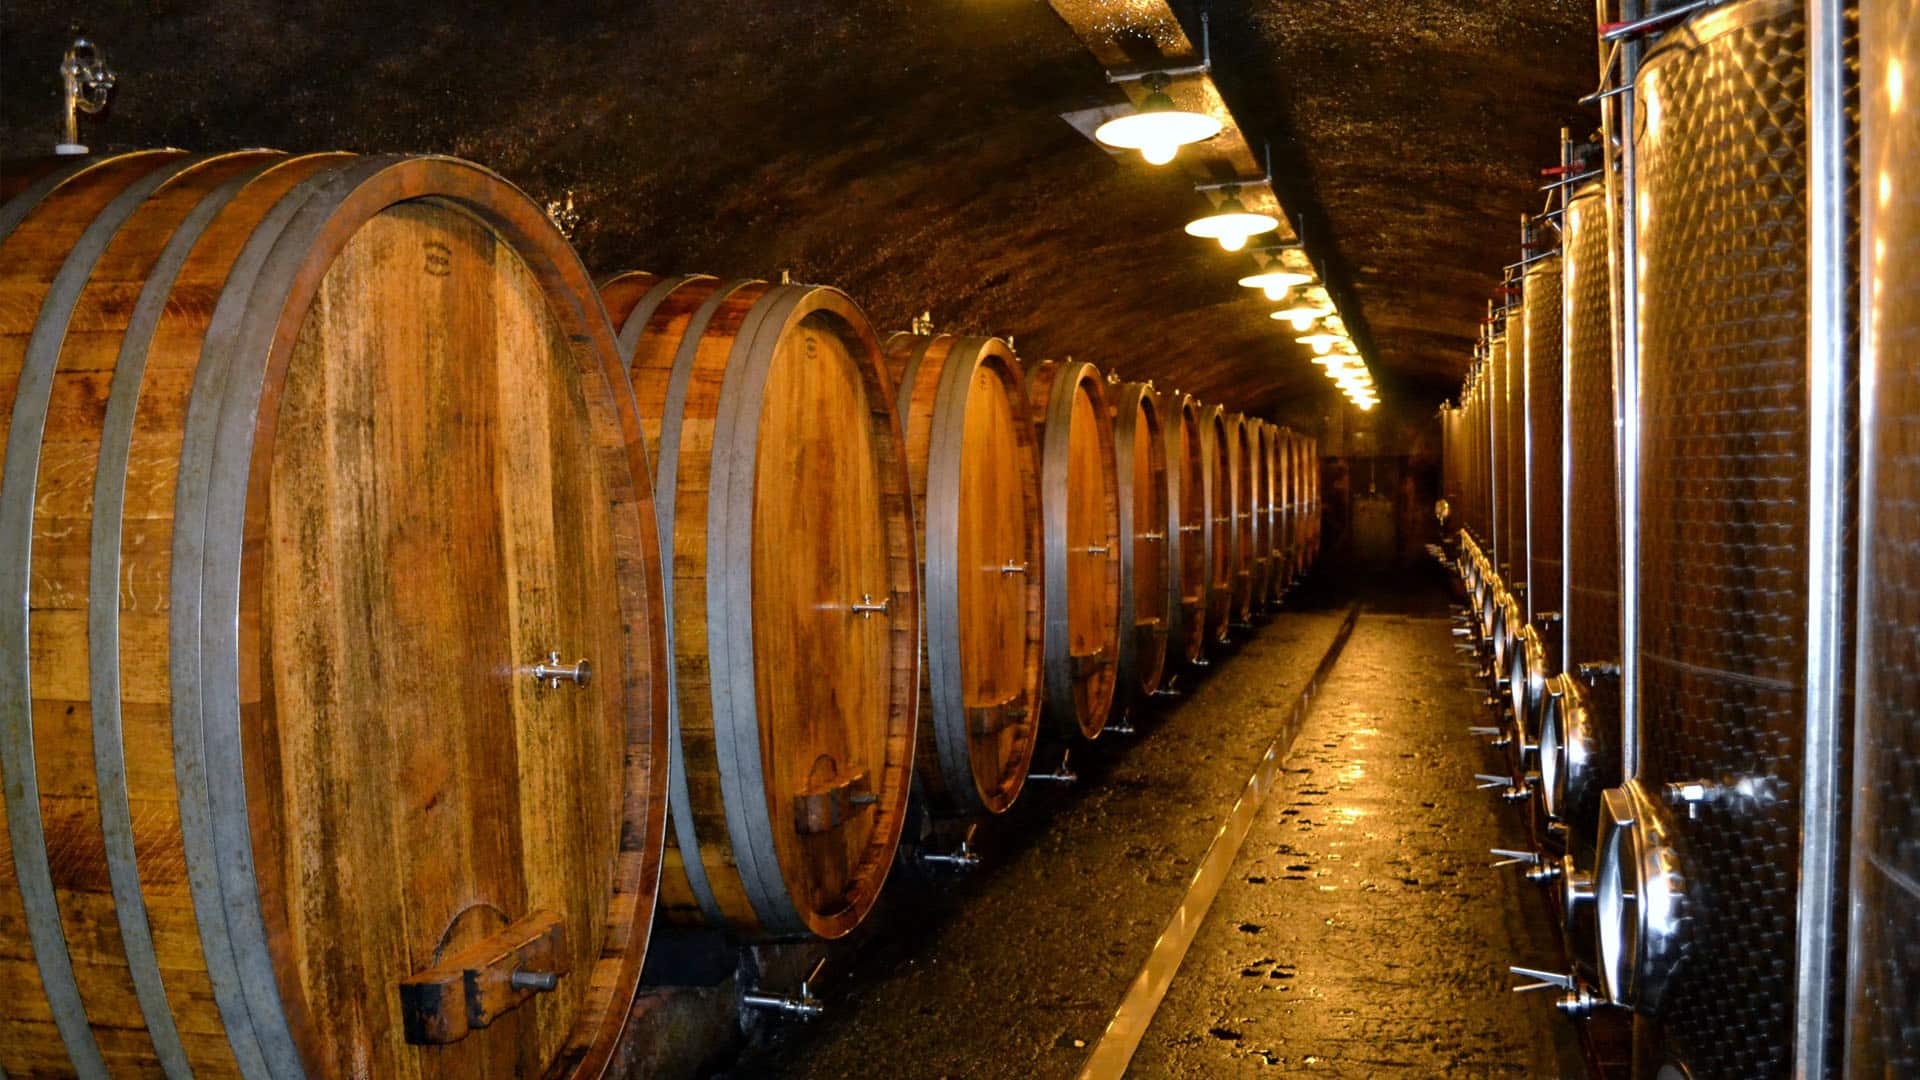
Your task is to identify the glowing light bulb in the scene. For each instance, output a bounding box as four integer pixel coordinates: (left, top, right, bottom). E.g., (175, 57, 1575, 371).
(1093, 80, 1222, 166)
(1186, 190, 1278, 252)
(1295, 332, 1343, 354)
(1240, 269, 1311, 299)
(1272, 296, 1334, 330)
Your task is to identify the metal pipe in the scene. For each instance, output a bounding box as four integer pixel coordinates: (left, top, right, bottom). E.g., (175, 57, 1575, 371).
(1538, 168, 1605, 191)
(1793, 0, 1850, 1071)
(1578, 84, 1635, 105)
(1559, 128, 1575, 668)
(1598, 0, 1642, 777)
(1521, 212, 1536, 626)
(1488, 299, 1502, 578)
(1600, 0, 1720, 42)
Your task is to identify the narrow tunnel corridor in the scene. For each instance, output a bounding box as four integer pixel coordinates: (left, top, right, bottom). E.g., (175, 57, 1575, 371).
(716, 568, 1579, 1078)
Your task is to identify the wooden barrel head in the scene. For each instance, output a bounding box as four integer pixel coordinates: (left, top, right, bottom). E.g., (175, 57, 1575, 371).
(1246, 419, 1273, 608)
(1163, 393, 1208, 666)
(884, 333, 1042, 817)
(611, 276, 917, 941)
(1026, 361, 1120, 740)
(1225, 413, 1257, 623)
(1200, 404, 1233, 645)
(1275, 424, 1296, 587)
(1261, 421, 1284, 601)
(0, 152, 670, 1079)
(1111, 382, 1170, 703)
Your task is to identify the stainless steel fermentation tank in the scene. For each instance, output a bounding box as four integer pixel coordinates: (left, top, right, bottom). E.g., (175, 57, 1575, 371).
(1846, 0, 1919, 1072)
(1589, 3, 1844, 1077)
(1538, 181, 1623, 892)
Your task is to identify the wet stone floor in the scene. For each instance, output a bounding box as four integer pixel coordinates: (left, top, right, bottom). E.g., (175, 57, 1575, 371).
(724, 581, 1579, 1078)
(1131, 613, 1579, 1077)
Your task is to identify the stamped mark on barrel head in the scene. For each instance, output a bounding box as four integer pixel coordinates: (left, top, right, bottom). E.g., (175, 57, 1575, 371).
(422, 238, 452, 277)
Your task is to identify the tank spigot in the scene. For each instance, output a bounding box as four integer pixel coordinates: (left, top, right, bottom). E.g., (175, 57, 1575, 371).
(1491, 847, 1562, 885)
(1510, 965, 1600, 1017)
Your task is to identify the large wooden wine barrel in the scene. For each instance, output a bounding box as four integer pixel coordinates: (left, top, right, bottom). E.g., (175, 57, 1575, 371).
(1225, 413, 1257, 624)
(598, 272, 917, 940)
(1163, 393, 1209, 667)
(1245, 418, 1274, 609)
(0, 150, 671, 1078)
(1199, 404, 1234, 644)
(882, 332, 1041, 817)
(1025, 361, 1120, 739)
(1109, 381, 1171, 704)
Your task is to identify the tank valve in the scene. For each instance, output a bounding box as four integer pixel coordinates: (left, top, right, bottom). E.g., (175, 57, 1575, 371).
(1474, 774, 1530, 803)
(1467, 725, 1512, 749)
(918, 825, 981, 872)
(741, 958, 827, 1021)
(56, 26, 116, 156)
(1027, 748, 1078, 785)
(1491, 847, 1562, 885)
(1510, 965, 1600, 1018)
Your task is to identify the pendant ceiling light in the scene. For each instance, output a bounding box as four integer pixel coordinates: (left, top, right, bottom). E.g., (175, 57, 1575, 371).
(1295, 331, 1346, 355)
(1186, 187, 1278, 253)
(1271, 300, 1333, 330)
(1240, 268, 1313, 301)
(1094, 74, 1222, 166)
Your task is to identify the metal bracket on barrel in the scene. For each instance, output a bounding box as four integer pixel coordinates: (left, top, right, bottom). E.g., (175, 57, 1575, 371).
(968, 699, 1028, 739)
(398, 911, 569, 1045)
(793, 770, 876, 835)
(1069, 649, 1110, 679)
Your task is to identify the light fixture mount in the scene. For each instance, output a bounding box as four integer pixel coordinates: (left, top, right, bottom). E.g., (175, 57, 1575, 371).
(1104, 12, 1213, 83)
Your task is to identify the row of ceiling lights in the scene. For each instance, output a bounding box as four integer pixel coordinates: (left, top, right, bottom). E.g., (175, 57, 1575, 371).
(1091, 71, 1376, 410)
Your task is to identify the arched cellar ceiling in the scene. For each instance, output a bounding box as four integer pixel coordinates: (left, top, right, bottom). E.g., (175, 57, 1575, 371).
(0, 1, 1595, 414)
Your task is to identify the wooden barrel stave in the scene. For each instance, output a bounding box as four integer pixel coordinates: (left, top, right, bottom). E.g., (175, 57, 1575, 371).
(1026, 361, 1119, 739)
(1, 151, 671, 1079)
(884, 333, 1041, 817)
(603, 273, 918, 940)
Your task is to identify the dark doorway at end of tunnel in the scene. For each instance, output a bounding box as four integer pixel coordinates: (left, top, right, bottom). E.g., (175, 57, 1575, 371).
(1285, 545, 1457, 620)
